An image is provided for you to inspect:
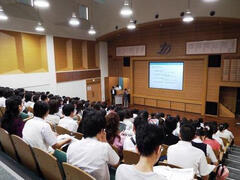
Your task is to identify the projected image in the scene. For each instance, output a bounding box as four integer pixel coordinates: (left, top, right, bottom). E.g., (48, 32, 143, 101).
(149, 62, 184, 90)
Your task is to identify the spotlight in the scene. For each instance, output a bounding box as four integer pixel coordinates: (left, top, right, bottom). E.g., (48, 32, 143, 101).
(120, 0, 133, 17)
(127, 19, 136, 30)
(0, 6, 8, 21)
(69, 13, 80, 27)
(88, 25, 96, 35)
(34, 0, 50, 8)
(182, 10, 194, 23)
(35, 22, 45, 32)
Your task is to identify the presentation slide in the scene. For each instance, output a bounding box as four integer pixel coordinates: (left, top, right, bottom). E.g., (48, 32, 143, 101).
(149, 62, 184, 90)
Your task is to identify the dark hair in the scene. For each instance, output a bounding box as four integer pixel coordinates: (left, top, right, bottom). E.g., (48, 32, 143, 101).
(62, 104, 75, 116)
(138, 110, 149, 121)
(117, 110, 125, 122)
(33, 95, 40, 103)
(134, 116, 148, 130)
(105, 112, 120, 144)
(33, 101, 49, 118)
(83, 111, 106, 138)
(124, 109, 133, 119)
(160, 113, 165, 118)
(49, 99, 60, 114)
(180, 124, 195, 141)
(219, 124, 225, 132)
(164, 116, 177, 135)
(3, 88, 14, 98)
(1, 96, 22, 134)
(25, 92, 33, 102)
(223, 123, 229, 129)
(41, 94, 48, 101)
(195, 127, 205, 136)
(136, 124, 165, 156)
(204, 124, 214, 139)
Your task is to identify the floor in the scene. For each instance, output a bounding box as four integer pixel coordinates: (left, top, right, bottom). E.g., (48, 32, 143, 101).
(132, 105, 240, 146)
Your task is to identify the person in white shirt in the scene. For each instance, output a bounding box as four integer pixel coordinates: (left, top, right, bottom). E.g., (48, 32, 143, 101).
(212, 123, 225, 151)
(168, 124, 215, 180)
(58, 104, 78, 132)
(216, 124, 232, 142)
(45, 99, 60, 126)
(67, 110, 119, 180)
(0, 88, 14, 107)
(223, 123, 234, 145)
(0, 87, 6, 107)
(116, 124, 167, 180)
(22, 101, 71, 152)
(24, 92, 34, 109)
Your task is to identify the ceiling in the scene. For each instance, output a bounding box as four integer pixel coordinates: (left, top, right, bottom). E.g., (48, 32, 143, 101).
(0, 0, 239, 40)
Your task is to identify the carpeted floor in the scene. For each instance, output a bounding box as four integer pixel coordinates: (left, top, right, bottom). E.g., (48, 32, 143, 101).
(226, 145, 240, 180)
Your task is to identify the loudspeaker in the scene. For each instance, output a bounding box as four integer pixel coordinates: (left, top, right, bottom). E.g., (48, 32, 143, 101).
(123, 57, 130, 67)
(205, 101, 218, 115)
(208, 55, 221, 67)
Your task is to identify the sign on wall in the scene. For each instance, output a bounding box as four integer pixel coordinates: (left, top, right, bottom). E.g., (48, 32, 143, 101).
(116, 45, 146, 57)
(186, 39, 237, 55)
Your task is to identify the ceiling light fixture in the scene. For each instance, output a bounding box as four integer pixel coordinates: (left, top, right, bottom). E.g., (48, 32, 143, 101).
(88, 25, 96, 35)
(203, 0, 219, 2)
(69, 13, 80, 26)
(0, 6, 8, 21)
(35, 22, 45, 32)
(127, 19, 136, 30)
(34, 0, 50, 8)
(182, 0, 194, 23)
(120, 0, 133, 17)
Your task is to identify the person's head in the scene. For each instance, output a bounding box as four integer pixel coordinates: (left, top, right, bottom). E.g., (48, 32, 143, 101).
(133, 116, 148, 132)
(93, 103, 101, 111)
(62, 104, 75, 117)
(136, 124, 165, 163)
(0, 87, 4, 97)
(195, 127, 205, 137)
(105, 112, 120, 144)
(160, 112, 165, 118)
(223, 123, 229, 130)
(25, 92, 33, 102)
(83, 110, 106, 138)
(164, 116, 178, 135)
(204, 124, 214, 139)
(48, 99, 60, 115)
(33, 95, 40, 103)
(117, 110, 125, 122)
(41, 94, 48, 102)
(33, 101, 49, 119)
(180, 124, 195, 142)
(4, 88, 14, 98)
(219, 124, 225, 132)
(198, 118, 204, 124)
(138, 110, 149, 121)
(124, 109, 133, 119)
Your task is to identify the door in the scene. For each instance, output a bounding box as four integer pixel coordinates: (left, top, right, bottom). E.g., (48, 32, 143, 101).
(86, 80, 101, 102)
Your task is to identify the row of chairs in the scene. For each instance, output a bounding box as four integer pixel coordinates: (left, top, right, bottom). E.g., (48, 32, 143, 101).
(0, 128, 95, 180)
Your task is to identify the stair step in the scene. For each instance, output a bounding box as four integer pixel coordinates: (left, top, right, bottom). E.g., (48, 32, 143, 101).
(231, 151, 240, 156)
(228, 154, 240, 161)
(226, 160, 240, 169)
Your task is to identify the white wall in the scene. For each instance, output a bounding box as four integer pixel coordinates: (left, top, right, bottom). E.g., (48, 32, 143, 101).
(99, 41, 108, 101)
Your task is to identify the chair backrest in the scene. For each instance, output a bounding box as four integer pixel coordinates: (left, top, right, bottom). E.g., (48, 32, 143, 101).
(220, 137, 229, 147)
(0, 107, 5, 118)
(213, 149, 220, 160)
(27, 106, 33, 113)
(11, 135, 39, 174)
(123, 150, 140, 165)
(158, 162, 182, 169)
(161, 144, 168, 157)
(62, 162, 96, 180)
(56, 126, 71, 136)
(0, 128, 17, 160)
(111, 145, 119, 155)
(23, 116, 34, 122)
(72, 132, 83, 140)
(206, 157, 212, 164)
(32, 147, 63, 180)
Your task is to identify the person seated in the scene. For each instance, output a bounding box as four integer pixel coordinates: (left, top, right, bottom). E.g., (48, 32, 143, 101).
(0, 88, 14, 107)
(203, 125, 220, 152)
(223, 123, 234, 145)
(0, 87, 6, 107)
(45, 99, 60, 126)
(24, 92, 34, 109)
(148, 113, 159, 125)
(167, 124, 215, 179)
(41, 94, 49, 103)
(192, 127, 218, 166)
(211, 122, 224, 151)
(58, 104, 78, 132)
(106, 112, 124, 152)
(1, 96, 25, 137)
(22, 101, 71, 152)
(122, 109, 134, 133)
(123, 116, 148, 152)
(67, 110, 119, 180)
(163, 116, 179, 146)
(116, 123, 167, 180)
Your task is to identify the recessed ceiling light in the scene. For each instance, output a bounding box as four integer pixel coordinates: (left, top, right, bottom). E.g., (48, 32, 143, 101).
(182, 10, 194, 23)
(127, 19, 136, 30)
(120, 0, 133, 17)
(88, 25, 96, 35)
(203, 0, 219, 2)
(0, 6, 8, 21)
(35, 22, 45, 32)
(34, 0, 50, 8)
(69, 13, 80, 27)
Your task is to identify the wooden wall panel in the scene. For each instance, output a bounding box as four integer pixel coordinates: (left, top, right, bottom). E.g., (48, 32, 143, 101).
(134, 97, 144, 105)
(54, 37, 68, 71)
(87, 41, 96, 69)
(157, 100, 171, 109)
(72, 39, 83, 70)
(185, 104, 202, 113)
(207, 68, 221, 102)
(219, 87, 237, 113)
(171, 102, 185, 111)
(145, 99, 156, 107)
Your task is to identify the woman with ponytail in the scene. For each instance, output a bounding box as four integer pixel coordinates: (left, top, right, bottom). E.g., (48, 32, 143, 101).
(0, 95, 25, 137)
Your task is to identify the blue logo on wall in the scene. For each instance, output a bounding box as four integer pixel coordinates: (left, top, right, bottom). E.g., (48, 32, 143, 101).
(157, 42, 171, 55)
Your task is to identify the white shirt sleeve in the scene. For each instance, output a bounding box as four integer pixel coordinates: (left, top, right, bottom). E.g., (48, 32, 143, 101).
(42, 123, 57, 147)
(71, 121, 78, 132)
(199, 153, 213, 176)
(206, 145, 217, 163)
(106, 143, 120, 166)
(123, 137, 136, 152)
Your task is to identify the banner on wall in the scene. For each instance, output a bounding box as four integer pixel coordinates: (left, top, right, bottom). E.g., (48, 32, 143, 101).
(116, 45, 146, 57)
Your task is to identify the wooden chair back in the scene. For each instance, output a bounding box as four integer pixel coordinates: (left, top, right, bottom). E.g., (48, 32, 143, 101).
(0, 128, 17, 160)
(158, 162, 182, 169)
(123, 150, 140, 165)
(11, 135, 39, 174)
(32, 147, 63, 180)
(206, 157, 212, 164)
(213, 149, 220, 160)
(0, 107, 5, 118)
(63, 162, 96, 180)
(23, 116, 34, 122)
(111, 145, 119, 155)
(27, 106, 34, 113)
(161, 144, 168, 157)
(56, 126, 71, 136)
(72, 132, 83, 140)
(220, 137, 229, 147)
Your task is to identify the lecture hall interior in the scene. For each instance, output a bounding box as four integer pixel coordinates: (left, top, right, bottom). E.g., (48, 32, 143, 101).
(0, 0, 240, 180)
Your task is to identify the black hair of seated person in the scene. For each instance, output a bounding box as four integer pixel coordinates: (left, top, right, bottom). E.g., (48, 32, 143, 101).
(93, 103, 101, 111)
(33, 95, 40, 103)
(0, 87, 4, 97)
(136, 123, 165, 156)
(164, 116, 178, 135)
(176, 115, 180, 122)
(195, 127, 205, 136)
(219, 124, 225, 132)
(211, 122, 218, 134)
(114, 105, 123, 113)
(198, 118, 204, 123)
(14, 88, 24, 96)
(150, 113, 156, 118)
(33, 101, 49, 119)
(76, 101, 84, 113)
(82, 110, 106, 138)
(134, 116, 148, 130)
(18, 92, 25, 99)
(62, 103, 75, 116)
(203, 124, 214, 139)
(4, 88, 14, 98)
(1, 95, 22, 133)
(192, 120, 201, 130)
(138, 110, 148, 121)
(223, 123, 229, 129)
(41, 94, 48, 101)
(49, 99, 60, 115)
(25, 92, 33, 102)
(124, 109, 133, 119)
(180, 124, 195, 142)
(160, 112, 165, 118)
(117, 110, 125, 122)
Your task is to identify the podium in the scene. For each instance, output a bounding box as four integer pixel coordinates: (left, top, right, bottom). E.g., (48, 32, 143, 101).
(114, 90, 123, 105)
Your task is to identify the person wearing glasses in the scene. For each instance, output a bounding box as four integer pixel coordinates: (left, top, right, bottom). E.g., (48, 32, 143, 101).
(116, 124, 167, 180)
